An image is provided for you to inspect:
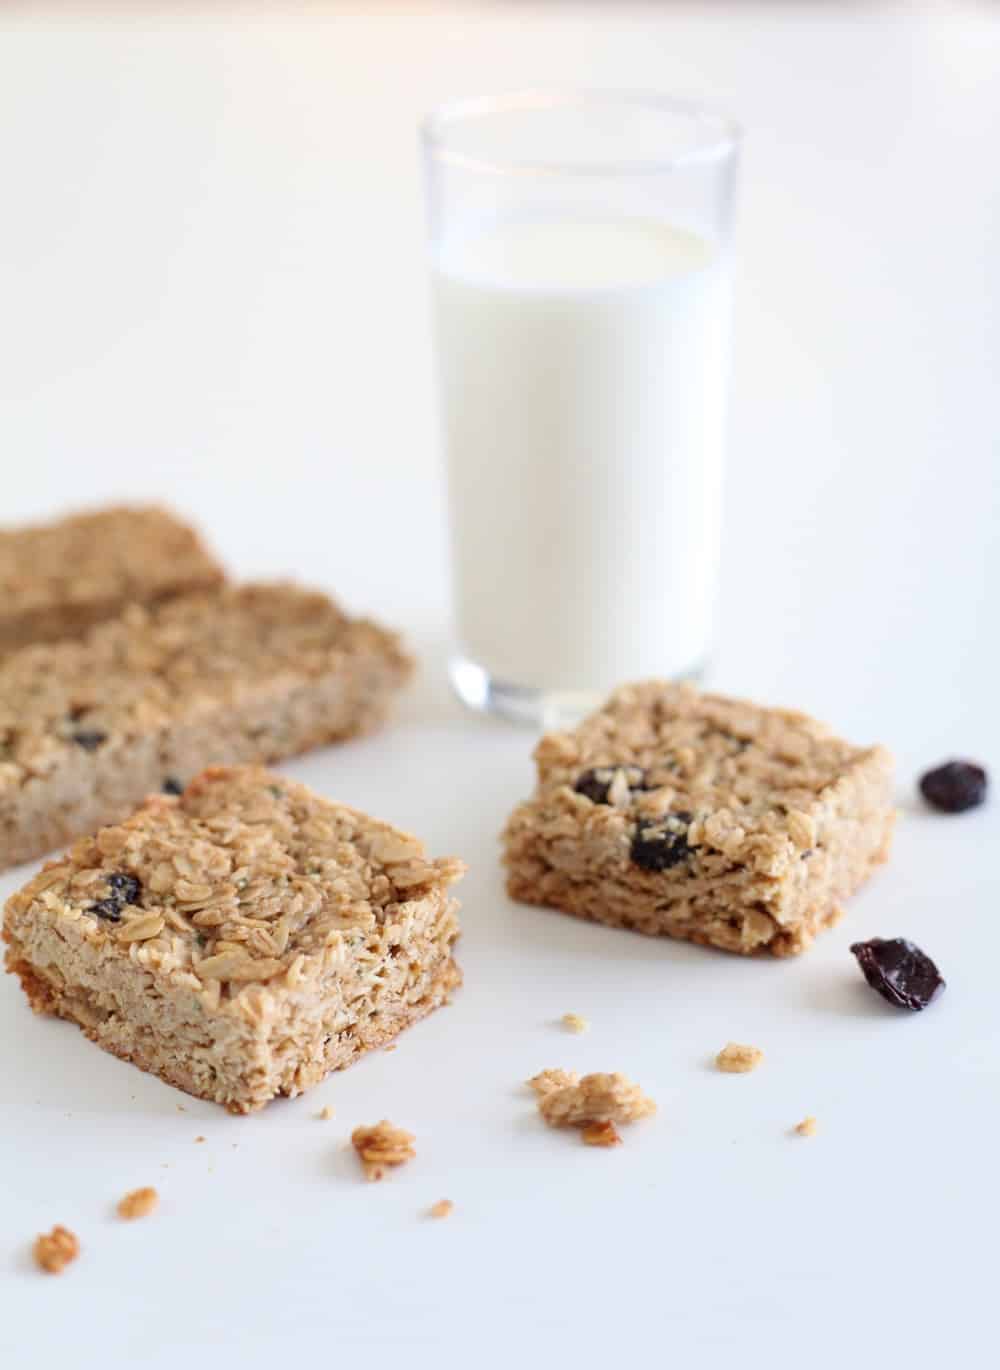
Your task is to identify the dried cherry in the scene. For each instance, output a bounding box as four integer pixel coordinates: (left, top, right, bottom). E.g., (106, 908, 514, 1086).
(850, 937, 945, 1011)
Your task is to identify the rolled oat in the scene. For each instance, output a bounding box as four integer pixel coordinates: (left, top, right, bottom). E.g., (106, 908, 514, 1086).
(118, 1187, 159, 1220)
(581, 1121, 622, 1148)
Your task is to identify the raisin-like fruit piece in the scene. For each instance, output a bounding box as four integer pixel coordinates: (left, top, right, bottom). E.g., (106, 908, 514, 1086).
(574, 766, 647, 805)
(89, 898, 123, 923)
(919, 760, 987, 813)
(574, 769, 612, 804)
(88, 872, 141, 922)
(162, 776, 184, 796)
(107, 872, 141, 906)
(630, 813, 694, 871)
(71, 729, 107, 752)
(850, 937, 945, 1011)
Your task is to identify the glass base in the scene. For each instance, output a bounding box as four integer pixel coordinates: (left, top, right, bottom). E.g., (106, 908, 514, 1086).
(449, 655, 707, 729)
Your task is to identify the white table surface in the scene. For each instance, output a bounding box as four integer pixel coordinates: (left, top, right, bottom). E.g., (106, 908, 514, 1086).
(1, 3, 998, 1366)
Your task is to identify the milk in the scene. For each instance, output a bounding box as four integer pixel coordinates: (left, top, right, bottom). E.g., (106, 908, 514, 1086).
(432, 216, 731, 700)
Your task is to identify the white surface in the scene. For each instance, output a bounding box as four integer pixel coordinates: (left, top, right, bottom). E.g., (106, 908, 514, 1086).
(1, 3, 999, 1367)
(436, 218, 729, 688)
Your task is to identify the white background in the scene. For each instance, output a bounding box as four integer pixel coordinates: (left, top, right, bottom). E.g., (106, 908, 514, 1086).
(1, 3, 998, 1367)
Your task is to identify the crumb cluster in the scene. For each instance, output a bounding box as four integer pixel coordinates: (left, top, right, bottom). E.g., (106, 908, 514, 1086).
(33, 1226, 79, 1274)
(715, 1042, 764, 1073)
(530, 1069, 655, 1140)
(118, 1187, 159, 1220)
(351, 1120, 416, 1181)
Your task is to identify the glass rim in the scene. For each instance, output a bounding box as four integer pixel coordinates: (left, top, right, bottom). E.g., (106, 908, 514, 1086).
(421, 88, 741, 178)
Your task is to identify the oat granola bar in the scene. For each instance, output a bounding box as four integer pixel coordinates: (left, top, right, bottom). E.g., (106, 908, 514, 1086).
(0, 583, 413, 869)
(503, 682, 894, 957)
(3, 765, 463, 1112)
(0, 505, 224, 656)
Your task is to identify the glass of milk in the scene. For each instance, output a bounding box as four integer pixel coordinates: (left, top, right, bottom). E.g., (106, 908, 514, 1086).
(422, 90, 740, 725)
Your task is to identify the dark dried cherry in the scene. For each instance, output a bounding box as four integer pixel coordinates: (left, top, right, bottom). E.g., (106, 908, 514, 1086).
(89, 898, 123, 923)
(849, 937, 945, 1011)
(107, 873, 141, 905)
(161, 776, 184, 796)
(88, 871, 142, 923)
(919, 760, 987, 814)
(630, 813, 694, 871)
(574, 765, 647, 805)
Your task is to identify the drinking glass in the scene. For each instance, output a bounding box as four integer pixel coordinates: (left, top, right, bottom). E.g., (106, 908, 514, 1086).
(422, 90, 740, 726)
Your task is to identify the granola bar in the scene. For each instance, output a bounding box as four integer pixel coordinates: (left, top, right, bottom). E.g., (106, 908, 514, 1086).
(503, 681, 894, 957)
(0, 505, 224, 656)
(0, 583, 412, 869)
(3, 765, 464, 1113)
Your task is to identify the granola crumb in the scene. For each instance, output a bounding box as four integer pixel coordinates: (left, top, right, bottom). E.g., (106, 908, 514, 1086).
(528, 1068, 580, 1097)
(351, 1120, 416, 1181)
(428, 1199, 453, 1219)
(715, 1042, 764, 1074)
(194, 1135, 206, 1143)
(534, 1071, 656, 1129)
(33, 1226, 79, 1274)
(117, 1187, 159, 1220)
(176, 1104, 186, 1112)
(794, 1115, 818, 1137)
(384, 1044, 397, 1053)
(581, 1120, 622, 1148)
(317, 1105, 335, 1121)
(561, 1012, 588, 1033)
